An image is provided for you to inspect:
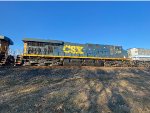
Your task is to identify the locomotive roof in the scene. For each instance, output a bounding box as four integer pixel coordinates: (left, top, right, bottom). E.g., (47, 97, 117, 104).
(22, 38, 123, 47)
(127, 48, 150, 50)
(23, 38, 64, 44)
(0, 35, 14, 45)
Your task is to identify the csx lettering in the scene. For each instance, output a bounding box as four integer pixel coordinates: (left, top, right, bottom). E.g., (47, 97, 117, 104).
(63, 45, 84, 54)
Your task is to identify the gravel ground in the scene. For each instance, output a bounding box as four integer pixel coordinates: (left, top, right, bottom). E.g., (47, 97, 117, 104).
(0, 66, 150, 113)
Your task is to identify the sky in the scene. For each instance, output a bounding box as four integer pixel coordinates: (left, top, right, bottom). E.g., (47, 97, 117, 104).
(0, 1, 150, 53)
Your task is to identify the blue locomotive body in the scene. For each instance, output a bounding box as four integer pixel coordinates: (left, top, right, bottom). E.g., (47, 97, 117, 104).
(22, 38, 128, 59)
(62, 42, 128, 58)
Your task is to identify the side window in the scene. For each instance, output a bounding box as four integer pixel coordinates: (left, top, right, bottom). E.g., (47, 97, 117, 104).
(27, 42, 30, 46)
(27, 42, 33, 46)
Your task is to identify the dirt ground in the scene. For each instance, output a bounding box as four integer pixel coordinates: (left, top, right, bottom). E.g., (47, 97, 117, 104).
(0, 66, 150, 113)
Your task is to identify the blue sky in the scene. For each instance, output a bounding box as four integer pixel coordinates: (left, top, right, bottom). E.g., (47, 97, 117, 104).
(0, 1, 150, 52)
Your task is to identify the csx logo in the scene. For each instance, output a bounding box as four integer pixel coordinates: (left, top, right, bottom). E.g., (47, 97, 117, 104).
(63, 45, 84, 54)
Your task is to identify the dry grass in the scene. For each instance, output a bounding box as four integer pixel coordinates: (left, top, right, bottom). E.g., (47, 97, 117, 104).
(0, 66, 150, 113)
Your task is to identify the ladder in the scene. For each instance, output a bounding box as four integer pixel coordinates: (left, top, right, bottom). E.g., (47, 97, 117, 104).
(0, 56, 7, 66)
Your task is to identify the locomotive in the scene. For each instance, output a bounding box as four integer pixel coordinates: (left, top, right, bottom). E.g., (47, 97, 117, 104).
(17, 38, 131, 66)
(0, 36, 15, 66)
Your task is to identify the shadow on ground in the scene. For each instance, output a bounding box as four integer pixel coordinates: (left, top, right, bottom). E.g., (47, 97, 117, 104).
(0, 66, 150, 113)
